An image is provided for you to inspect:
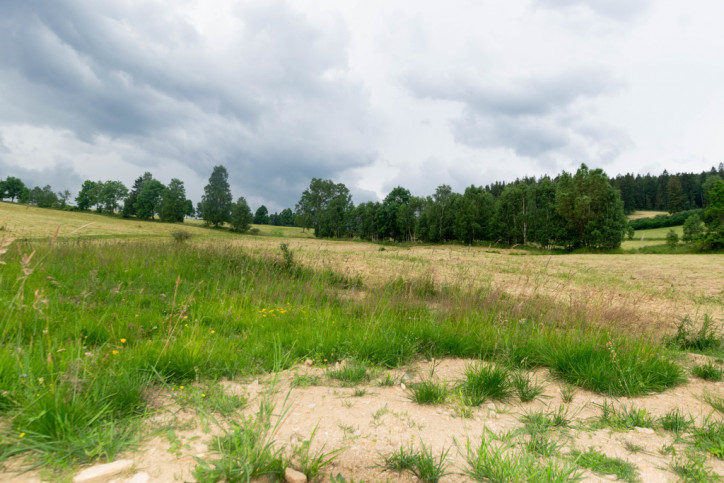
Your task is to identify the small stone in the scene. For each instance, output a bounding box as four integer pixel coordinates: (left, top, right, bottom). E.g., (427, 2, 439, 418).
(487, 403, 496, 411)
(284, 467, 308, 483)
(127, 472, 150, 483)
(307, 403, 316, 409)
(400, 383, 406, 390)
(489, 410, 497, 418)
(73, 460, 134, 483)
(634, 426, 654, 434)
(304, 359, 313, 366)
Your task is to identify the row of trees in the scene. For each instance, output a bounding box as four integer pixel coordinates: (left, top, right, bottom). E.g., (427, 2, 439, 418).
(610, 163, 724, 214)
(295, 165, 628, 249)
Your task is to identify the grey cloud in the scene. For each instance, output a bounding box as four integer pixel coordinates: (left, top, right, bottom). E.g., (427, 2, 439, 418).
(405, 68, 623, 163)
(0, 0, 376, 209)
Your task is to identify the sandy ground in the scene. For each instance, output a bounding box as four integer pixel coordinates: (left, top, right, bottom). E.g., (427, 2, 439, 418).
(4, 358, 723, 482)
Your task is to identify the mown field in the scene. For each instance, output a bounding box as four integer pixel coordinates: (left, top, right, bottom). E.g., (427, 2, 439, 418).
(1, 202, 723, 482)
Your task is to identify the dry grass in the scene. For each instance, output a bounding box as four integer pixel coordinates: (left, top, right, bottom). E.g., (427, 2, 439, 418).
(627, 210, 668, 220)
(3, 201, 722, 336)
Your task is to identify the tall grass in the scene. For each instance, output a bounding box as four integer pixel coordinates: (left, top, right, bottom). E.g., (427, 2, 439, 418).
(0, 239, 685, 469)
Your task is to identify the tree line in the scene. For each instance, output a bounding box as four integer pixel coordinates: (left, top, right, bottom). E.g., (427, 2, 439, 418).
(610, 163, 724, 214)
(2, 163, 723, 250)
(295, 164, 724, 251)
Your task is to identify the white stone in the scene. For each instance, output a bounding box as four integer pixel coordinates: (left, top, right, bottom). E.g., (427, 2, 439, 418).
(634, 426, 654, 434)
(127, 472, 150, 483)
(304, 359, 313, 366)
(73, 460, 134, 483)
(284, 467, 308, 483)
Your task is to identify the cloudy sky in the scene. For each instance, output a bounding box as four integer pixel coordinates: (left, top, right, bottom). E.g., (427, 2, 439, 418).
(1, 0, 723, 210)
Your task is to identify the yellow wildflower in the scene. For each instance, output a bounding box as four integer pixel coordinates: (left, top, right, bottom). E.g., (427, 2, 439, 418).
(112, 350, 119, 355)
(201, 393, 206, 398)
(19, 433, 25, 438)
(211, 330, 216, 334)
(180, 386, 184, 390)
(120, 338, 127, 343)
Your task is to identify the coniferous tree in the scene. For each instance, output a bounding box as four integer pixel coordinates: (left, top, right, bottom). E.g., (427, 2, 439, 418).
(201, 165, 233, 227)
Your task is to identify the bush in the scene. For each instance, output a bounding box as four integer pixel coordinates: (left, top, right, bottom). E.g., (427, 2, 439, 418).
(666, 229, 679, 249)
(171, 229, 192, 242)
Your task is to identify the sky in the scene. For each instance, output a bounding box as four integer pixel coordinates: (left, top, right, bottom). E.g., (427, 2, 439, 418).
(1, 0, 723, 211)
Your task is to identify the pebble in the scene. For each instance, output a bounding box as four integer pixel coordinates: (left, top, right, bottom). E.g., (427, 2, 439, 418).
(634, 426, 654, 434)
(284, 467, 308, 483)
(304, 359, 313, 366)
(73, 460, 134, 483)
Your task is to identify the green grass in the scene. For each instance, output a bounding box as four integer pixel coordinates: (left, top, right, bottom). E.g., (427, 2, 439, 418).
(511, 371, 545, 403)
(409, 380, 449, 405)
(671, 452, 720, 482)
(571, 447, 639, 483)
(659, 409, 694, 433)
(328, 362, 371, 386)
(379, 441, 450, 483)
(691, 419, 724, 460)
(193, 395, 288, 481)
(0, 239, 688, 470)
(458, 364, 512, 406)
(457, 432, 582, 482)
(693, 362, 723, 382)
(594, 402, 655, 431)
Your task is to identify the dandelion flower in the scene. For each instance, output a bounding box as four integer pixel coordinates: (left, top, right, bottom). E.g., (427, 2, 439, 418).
(120, 338, 127, 343)
(201, 393, 206, 398)
(19, 433, 25, 438)
(112, 350, 119, 355)
(183, 315, 188, 320)
(211, 330, 216, 334)
(180, 386, 184, 390)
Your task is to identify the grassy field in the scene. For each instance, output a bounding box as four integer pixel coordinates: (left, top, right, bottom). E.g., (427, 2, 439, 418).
(1, 204, 723, 481)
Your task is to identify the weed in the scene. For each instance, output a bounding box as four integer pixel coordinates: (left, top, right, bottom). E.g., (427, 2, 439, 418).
(194, 395, 289, 481)
(693, 362, 723, 382)
(173, 383, 246, 417)
(379, 441, 450, 483)
(671, 451, 719, 482)
(328, 362, 371, 386)
(704, 393, 724, 415)
(293, 425, 343, 480)
(659, 409, 694, 433)
(511, 371, 545, 403)
(595, 401, 655, 431)
(352, 388, 367, 397)
(376, 373, 397, 387)
(291, 374, 320, 388)
(669, 316, 722, 355)
(691, 418, 724, 460)
(456, 432, 582, 482)
(521, 405, 571, 432)
(623, 441, 644, 453)
(409, 380, 449, 405)
(561, 385, 576, 404)
(571, 447, 639, 483)
(459, 363, 512, 406)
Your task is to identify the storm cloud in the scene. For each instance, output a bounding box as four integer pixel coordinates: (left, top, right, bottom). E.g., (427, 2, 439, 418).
(0, 0, 376, 209)
(0, 0, 722, 207)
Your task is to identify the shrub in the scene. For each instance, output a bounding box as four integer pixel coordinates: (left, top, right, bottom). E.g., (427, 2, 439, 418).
(171, 229, 192, 242)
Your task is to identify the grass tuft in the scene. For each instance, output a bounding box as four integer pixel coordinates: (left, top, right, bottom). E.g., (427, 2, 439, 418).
(458, 363, 512, 406)
(571, 447, 639, 483)
(328, 362, 371, 386)
(379, 441, 449, 483)
(409, 380, 449, 405)
(692, 362, 723, 382)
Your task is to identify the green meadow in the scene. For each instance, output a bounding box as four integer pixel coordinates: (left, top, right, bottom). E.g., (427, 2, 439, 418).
(0, 204, 722, 481)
